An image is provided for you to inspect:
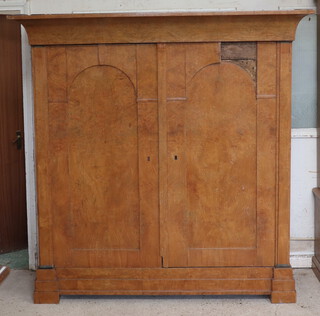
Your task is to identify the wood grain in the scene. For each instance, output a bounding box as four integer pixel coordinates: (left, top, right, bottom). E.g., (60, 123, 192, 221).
(47, 47, 67, 103)
(34, 266, 298, 303)
(68, 66, 140, 250)
(166, 44, 186, 99)
(98, 44, 137, 88)
(10, 13, 311, 46)
(66, 45, 99, 87)
(222, 43, 257, 81)
(44, 45, 160, 268)
(137, 45, 158, 100)
(221, 42, 256, 60)
(186, 62, 257, 251)
(34, 292, 60, 304)
(227, 60, 257, 82)
(257, 43, 277, 96)
(35, 267, 274, 301)
(276, 42, 292, 266)
(186, 43, 220, 82)
(167, 51, 268, 267)
(26, 12, 301, 303)
(56, 267, 273, 280)
(256, 43, 278, 266)
(59, 279, 271, 292)
(158, 43, 169, 267)
(271, 268, 296, 303)
(34, 269, 60, 304)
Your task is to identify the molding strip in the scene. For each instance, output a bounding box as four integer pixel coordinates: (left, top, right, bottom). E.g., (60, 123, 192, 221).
(291, 128, 319, 138)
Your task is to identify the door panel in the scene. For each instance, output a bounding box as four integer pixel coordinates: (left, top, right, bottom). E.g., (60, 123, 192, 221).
(165, 43, 276, 267)
(0, 15, 27, 253)
(185, 63, 257, 250)
(38, 44, 160, 268)
(68, 66, 140, 250)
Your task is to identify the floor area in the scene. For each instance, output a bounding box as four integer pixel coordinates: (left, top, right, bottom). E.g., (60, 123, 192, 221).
(0, 269, 320, 315)
(0, 249, 29, 270)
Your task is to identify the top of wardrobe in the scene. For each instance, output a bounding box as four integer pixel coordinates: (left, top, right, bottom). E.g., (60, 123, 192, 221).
(8, 10, 315, 46)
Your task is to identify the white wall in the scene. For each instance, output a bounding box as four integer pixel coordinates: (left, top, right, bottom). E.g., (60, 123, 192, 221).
(292, 15, 317, 128)
(291, 129, 318, 267)
(28, 0, 316, 14)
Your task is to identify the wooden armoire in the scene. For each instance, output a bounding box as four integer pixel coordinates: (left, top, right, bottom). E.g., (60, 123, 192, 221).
(11, 10, 313, 304)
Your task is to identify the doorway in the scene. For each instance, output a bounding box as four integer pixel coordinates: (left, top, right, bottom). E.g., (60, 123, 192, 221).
(0, 15, 28, 261)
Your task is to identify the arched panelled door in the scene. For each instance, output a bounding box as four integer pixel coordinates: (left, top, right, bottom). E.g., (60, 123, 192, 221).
(165, 43, 276, 268)
(44, 45, 160, 268)
(39, 42, 277, 269)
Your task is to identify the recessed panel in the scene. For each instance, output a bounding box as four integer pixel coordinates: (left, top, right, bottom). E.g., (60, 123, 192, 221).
(68, 66, 140, 250)
(186, 62, 257, 249)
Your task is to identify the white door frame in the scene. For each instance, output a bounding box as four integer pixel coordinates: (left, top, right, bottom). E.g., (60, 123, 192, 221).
(0, 1, 37, 270)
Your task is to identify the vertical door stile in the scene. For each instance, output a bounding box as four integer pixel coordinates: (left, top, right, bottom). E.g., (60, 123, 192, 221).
(157, 44, 169, 267)
(276, 42, 293, 266)
(256, 42, 278, 266)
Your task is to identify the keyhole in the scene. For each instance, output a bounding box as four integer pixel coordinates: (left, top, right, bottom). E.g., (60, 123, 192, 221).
(174, 155, 178, 160)
(147, 156, 150, 161)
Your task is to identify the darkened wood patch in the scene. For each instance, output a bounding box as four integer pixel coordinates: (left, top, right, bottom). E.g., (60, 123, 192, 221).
(222, 42, 257, 81)
(225, 59, 257, 82)
(221, 42, 257, 60)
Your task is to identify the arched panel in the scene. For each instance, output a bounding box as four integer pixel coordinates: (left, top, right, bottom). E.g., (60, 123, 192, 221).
(67, 65, 139, 250)
(186, 62, 257, 249)
(166, 60, 272, 267)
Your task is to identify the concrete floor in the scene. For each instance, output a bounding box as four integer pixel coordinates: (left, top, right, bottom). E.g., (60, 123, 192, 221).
(0, 269, 320, 316)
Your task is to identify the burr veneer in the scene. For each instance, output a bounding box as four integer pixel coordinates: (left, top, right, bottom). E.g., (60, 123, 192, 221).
(10, 10, 313, 304)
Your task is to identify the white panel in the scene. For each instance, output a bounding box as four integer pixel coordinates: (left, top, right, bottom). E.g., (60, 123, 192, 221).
(29, 0, 134, 14)
(132, 0, 238, 11)
(289, 129, 317, 267)
(239, 0, 279, 11)
(0, 0, 26, 5)
(0, 0, 27, 11)
(28, 0, 316, 14)
(292, 128, 318, 138)
(21, 26, 37, 270)
(290, 129, 318, 239)
(290, 239, 314, 268)
(280, 0, 316, 9)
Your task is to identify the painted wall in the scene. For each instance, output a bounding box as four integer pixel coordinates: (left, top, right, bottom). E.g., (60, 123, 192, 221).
(292, 15, 317, 128)
(28, 0, 316, 14)
(291, 129, 318, 267)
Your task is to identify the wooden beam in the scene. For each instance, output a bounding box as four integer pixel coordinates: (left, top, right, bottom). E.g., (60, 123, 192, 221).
(8, 11, 313, 45)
